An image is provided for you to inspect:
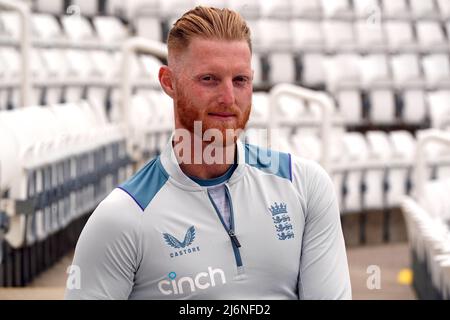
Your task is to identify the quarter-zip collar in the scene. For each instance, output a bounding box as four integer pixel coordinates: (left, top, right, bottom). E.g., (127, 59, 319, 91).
(159, 133, 247, 191)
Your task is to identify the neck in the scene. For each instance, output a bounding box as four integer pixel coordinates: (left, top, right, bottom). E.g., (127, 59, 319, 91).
(173, 130, 237, 180)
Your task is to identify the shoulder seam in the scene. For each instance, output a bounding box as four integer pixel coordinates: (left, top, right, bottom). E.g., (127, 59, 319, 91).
(116, 186, 145, 212)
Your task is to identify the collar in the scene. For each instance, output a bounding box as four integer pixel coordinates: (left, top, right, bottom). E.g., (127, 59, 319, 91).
(159, 132, 247, 191)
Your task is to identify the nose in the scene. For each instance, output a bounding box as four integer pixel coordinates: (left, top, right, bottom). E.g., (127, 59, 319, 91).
(217, 78, 235, 107)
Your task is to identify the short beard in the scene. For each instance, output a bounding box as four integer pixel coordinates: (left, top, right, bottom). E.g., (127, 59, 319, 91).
(175, 87, 251, 147)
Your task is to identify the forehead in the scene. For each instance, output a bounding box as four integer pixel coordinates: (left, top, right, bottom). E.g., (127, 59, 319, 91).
(176, 38, 252, 73)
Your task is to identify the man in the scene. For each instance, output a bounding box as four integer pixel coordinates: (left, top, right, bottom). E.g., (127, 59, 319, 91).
(65, 6, 352, 300)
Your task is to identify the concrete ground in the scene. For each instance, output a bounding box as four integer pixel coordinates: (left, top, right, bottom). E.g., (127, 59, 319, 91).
(0, 243, 416, 300)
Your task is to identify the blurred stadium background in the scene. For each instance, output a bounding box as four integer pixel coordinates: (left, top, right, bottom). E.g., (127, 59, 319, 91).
(1, 0, 450, 300)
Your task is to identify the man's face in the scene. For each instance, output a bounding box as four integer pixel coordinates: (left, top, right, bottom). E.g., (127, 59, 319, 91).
(171, 38, 253, 145)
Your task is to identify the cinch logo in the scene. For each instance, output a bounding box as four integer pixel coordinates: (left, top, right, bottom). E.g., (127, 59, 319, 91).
(163, 226, 201, 258)
(157, 267, 227, 296)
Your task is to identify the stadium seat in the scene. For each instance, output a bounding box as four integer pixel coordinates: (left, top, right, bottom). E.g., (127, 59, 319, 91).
(385, 21, 417, 52)
(428, 91, 450, 129)
(336, 90, 363, 125)
(35, 0, 66, 14)
(369, 89, 396, 124)
(71, 0, 99, 16)
(402, 90, 427, 124)
(323, 20, 356, 52)
(135, 17, 163, 42)
(228, 0, 261, 18)
(359, 54, 392, 88)
(301, 53, 326, 87)
(422, 54, 450, 89)
(355, 20, 386, 52)
(324, 54, 361, 92)
(409, 0, 438, 19)
(381, 0, 410, 19)
(267, 53, 296, 84)
(260, 0, 291, 18)
(320, 0, 353, 19)
(93, 16, 129, 43)
(259, 19, 292, 52)
(437, 0, 450, 19)
(61, 15, 96, 42)
(291, 0, 322, 18)
(388, 131, 416, 207)
(390, 54, 424, 88)
(291, 20, 324, 52)
(416, 21, 448, 52)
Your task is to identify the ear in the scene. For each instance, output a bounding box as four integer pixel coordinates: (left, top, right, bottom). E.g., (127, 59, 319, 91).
(159, 65, 175, 98)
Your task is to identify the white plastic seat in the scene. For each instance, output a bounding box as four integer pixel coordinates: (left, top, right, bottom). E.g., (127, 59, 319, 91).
(160, 0, 195, 18)
(228, 0, 261, 18)
(135, 17, 163, 42)
(251, 54, 263, 87)
(38, 49, 69, 105)
(355, 20, 385, 52)
(275, 94, 306, 126)
(291, 20, 324, 51)
(388, 131, 416, 206)
(341, 132, 369, 212)
(369, 89, 396, 124)
(410, 0, 437, 18)
(364, 131, 392, 210)
(139, 55, 162, 86)
(0, 11, 20, 40)
(428, 91, 450, 129)
(259, 19, 292, 52)
(437, 0, 450, 19)
(290, 132, 322, 161)
(64, 50, 95, 102)
(323, 21, 355, 52)
(35, 0, 66, 14)
(260, 0, 292, 18)
(354, 0, 380, 18)
(336, 90, 362, 125)
(0, 48, 21, 108)
(422, 54, 450, 89)
(381, 0, 410, 18)
(360, 54, 391, 88)
(385, 21, 417, 52)
(324, 54, 361, 91)
(32, 14, 64, 40)
(268, 53, 296, 84)
(301, 53, 326, 87)
(291, 0, 322, 18)
(248, 92, 269, 128)
(390, 54, 423, 88)
(61, 15, 96, 42)
(416, 21, 447, 51)
(93, 16, 128, 42)
(321, 0, 352, 18)
(403, 90, 427, 124)
(71, 0, 99, 16)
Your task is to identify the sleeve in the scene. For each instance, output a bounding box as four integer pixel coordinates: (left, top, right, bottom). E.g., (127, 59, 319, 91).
(64, 189, 143, 300)
(292, 158, 352, 300)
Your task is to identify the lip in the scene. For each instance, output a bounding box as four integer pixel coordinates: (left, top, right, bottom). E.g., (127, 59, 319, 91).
(208, 112, 236, 119)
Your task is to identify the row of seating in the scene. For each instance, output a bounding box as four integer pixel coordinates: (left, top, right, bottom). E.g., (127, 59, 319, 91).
(0, 100, 133, 286)
(136, 16, 450, 53)
(402, 178, 450, 299)
(0, 46, 162, 110)
(0, 11, 128, 44)
(112, 0, 450, 20)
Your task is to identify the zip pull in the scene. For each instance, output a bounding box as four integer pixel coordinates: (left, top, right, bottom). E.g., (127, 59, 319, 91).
(228, 229, 241, 248)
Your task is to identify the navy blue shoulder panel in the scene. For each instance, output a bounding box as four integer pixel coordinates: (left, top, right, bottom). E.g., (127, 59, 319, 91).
(118, 156, 169, 211)
(244, 144, 292, 181)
